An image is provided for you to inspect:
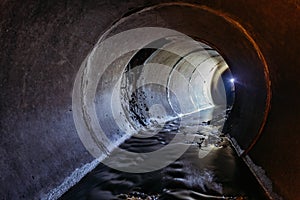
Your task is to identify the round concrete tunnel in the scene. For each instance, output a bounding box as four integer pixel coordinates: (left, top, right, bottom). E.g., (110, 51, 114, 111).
(123, 36, 233, 119)
(0, 1, 299, 200)
(74, 4, 269, 158)
(73, 26, 235, 160)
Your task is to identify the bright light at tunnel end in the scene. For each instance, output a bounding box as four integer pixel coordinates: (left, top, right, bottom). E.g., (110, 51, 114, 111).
(230, 78, 235, 83)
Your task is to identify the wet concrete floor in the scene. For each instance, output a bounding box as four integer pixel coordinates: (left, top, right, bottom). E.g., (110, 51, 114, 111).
(60, 112, 267, 200)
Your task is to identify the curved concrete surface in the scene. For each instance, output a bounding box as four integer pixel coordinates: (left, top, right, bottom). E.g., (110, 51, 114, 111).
(0, 0, 299, 199)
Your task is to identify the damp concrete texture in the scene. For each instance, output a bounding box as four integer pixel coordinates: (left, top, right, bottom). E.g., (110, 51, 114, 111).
(0, 0, 299, 200)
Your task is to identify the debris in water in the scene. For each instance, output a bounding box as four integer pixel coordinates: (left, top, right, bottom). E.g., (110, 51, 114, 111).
(117, 191, 159, 200)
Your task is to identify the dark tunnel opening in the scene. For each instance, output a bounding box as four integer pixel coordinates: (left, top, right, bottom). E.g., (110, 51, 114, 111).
(119, 37, 236, 131)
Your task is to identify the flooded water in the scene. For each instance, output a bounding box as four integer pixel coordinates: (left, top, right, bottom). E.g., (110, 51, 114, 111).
(60, 109, 267, 200)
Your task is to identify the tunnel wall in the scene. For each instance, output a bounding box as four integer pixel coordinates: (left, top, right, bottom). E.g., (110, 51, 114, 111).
(0, 0, 299, 200)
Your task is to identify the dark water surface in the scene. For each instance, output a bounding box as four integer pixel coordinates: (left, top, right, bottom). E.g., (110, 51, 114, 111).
(60, 112, 267, 200)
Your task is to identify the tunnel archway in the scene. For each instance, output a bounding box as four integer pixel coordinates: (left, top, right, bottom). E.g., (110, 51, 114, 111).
(73, 27, 236, 172)
(71, 2, 271, 196)
(119, 36, 235, 130)
(91, 2, 271, 159)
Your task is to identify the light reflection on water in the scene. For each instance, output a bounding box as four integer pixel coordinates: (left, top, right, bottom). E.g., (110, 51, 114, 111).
(60, 107, 266, 200)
